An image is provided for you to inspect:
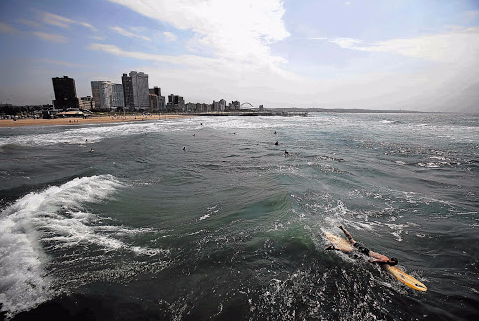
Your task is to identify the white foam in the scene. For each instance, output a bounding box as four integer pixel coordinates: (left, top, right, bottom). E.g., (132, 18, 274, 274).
(198, 214, 211, 221)
(0, 175, 122, 318)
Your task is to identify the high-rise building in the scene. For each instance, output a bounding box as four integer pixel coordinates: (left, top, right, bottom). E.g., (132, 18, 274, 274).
(218, 99, 226, 111)
(131, 71, 150, 111)
(112, 84, 124, 110)
(149, 86, 165, 112)
(121, 71, 150, 111)
(122, 71, 150, 111)
(122, 73, 134, 110)
(52, 76, 79, 110)
(231, 101, 240, 110)
(149, 94, 159, 112)
(79, 96, 95, 110)
(167, 94, 185, 112)
(91, 81, 114, 111)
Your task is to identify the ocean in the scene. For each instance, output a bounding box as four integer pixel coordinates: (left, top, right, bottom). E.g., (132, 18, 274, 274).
(0, 113, 478, 321)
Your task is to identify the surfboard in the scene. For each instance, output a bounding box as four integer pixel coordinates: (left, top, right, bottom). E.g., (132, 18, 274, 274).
(383, 265, 427, 291)
(324, 231, 354, 252)
(324, 231, 427, 292)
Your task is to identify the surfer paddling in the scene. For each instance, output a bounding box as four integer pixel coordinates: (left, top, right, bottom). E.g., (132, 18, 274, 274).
(327, 225, 398, 266)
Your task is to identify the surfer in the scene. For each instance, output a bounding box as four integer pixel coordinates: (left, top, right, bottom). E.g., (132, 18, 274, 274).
(331, 225, 398, 266)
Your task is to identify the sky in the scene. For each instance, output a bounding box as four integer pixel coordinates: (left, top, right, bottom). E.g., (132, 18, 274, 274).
(0, 0, 478, 112)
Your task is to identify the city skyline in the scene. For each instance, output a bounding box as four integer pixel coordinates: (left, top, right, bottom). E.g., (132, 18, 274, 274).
(1, 0, 479, 113)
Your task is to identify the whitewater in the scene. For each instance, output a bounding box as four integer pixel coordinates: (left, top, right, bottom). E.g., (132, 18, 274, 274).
(1, 113, 478, 320)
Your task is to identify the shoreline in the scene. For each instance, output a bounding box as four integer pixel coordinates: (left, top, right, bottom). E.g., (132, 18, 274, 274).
(0, 114, 191, 128)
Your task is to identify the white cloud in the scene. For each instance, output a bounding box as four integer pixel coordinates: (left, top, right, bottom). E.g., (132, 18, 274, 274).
(16, 19, 42, 29)
(330, 27, 479, 64)
(39, 59, 86, 67)
(96, 1, 478, 112)
(38, 10, 96, 31)
(0, 22, 21, 34)
(90, 35, 105, 41)
(462, 10, 479, 24)
(107, 0, 289, 66)
(163, 31, 177, 42)
(32, 31, 67, 43)
(89, 43, 221, 67)
(110, 26, 151, 41)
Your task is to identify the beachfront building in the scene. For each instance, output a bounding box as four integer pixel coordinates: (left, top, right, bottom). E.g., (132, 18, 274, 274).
(166, 94, 185, 112)
(212, 100, 220, 111)
(79, 96, 95, 110)
(227, 101, 240, 111)
(91, 81, 113, 111)
(185, 102, 210, 113)
(52, 76, 79, 110)
(218, 99, 226, 111)
(159, 95, 165, 112)
(149, 86, 165, 112)
(122, 73, 134, 111)
(112, 84, 124, 111)
(121, 71, 150, 111)
(149, 94, 159, 112)
(122, 71, 150, 111)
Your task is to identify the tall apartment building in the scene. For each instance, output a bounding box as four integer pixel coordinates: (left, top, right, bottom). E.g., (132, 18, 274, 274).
(52, 76, 79, 110)
(91, 81, 114, 111)
(167, 94, 185, 112)
(149, 94, 159, 112)
(122, 73, 134, 110)
(227, 101, 241, 111)
(218, 99, 226, 111)
(79, 96, 95, 110)
(122, 71, 150, 111)
(112, 84, 124, 110)
(149, 86, 166, 112)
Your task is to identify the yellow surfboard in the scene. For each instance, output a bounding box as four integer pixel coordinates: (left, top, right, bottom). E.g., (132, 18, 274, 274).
(324, 231, 354, 252)
(383, 265, 427, 291)
(324, 231, 427, 292)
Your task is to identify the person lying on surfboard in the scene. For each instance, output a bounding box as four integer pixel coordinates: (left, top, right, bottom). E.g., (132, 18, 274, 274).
(326, 225, 398, 266)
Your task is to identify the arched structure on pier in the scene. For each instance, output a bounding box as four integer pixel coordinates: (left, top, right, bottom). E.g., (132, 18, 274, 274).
(240, 102, 255, 109)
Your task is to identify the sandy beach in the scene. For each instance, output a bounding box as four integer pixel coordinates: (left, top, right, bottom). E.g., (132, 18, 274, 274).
(0, 114, 191, 128)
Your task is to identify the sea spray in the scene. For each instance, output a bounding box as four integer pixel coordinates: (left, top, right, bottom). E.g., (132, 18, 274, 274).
(0, 175, 123, 319)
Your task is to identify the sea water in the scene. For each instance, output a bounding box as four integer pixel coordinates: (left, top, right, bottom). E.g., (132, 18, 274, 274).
(0, 113, 478, 320)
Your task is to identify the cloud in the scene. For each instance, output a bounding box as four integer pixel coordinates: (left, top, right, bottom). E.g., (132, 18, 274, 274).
(32, 31, 67, 43)
(0, 22, 21, 34)
(38, 10, 96, 31)
(88, 43, 218, 67)
(38, 59, 86, 67)
(95, 1, 477, 112)
(163, 31, 177, 42)
(110, 26, 151, 41)
(107, 0, 289, 66)
(16, 19, 42, 29)
(90, 35, 105, 41)
(462, 10, 479, 24)
(330, 27, 479, 64)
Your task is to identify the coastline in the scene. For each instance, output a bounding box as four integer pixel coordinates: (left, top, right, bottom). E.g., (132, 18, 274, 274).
(0, 114, 191, 128)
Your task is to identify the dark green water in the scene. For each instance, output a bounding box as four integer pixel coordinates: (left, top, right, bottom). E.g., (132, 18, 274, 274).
(1, 113, 478, 320)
